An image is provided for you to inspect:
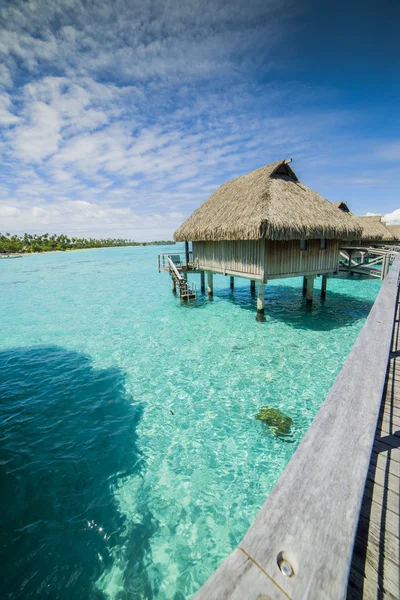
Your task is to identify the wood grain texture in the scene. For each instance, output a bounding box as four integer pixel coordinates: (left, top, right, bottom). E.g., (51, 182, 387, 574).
(192, 238, 339, 281)
(347, 296, 400, 600)
(265, 239, 340, 278)
(194, 255, 400, 600)
(191, 548, 289, 600)
(193, 240, 264, 277)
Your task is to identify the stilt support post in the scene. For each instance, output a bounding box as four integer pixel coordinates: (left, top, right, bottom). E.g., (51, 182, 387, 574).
(302, 276, 307, 297)
(305, 275, 315, 306)
(256, 282, 266, 322)
(200, 271, 205, 293)
(321, 275, 328, 300)
(207, 272, 214, 298)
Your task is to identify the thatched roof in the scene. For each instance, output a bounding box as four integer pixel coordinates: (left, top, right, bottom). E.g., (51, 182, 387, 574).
(357, 216, 394, 242)
(174, 160, 362, 242)
(385, 224, 400, 241)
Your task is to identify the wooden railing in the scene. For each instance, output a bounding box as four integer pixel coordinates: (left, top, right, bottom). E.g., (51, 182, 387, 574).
(158, 251, 193, 273)
(167, 257, 196, 299)
(340, 247, 398, 280)
(193, 255, 400, 600)
(167, 256, 183, 281)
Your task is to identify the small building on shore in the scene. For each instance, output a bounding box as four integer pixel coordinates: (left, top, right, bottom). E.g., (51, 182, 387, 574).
(174, 159, 361, 319)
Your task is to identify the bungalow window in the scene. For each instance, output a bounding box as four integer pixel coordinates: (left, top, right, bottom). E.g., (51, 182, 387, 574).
(300, 239, 307, 251)
(321, 239, 327, 250)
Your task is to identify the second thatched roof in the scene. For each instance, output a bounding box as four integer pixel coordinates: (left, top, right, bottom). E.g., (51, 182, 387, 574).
(356, 216, 394, 242)
(385, 224, 400, 241)
(174, 160, 362, 242)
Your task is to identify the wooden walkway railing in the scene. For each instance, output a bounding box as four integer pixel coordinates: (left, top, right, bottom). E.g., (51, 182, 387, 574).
(193, 255, 400, 600)
(340, 247, 398, 280)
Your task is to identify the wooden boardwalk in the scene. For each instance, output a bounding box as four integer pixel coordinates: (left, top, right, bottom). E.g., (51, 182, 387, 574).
(193, 258, 400, 600)
(347, 292, 400, 600)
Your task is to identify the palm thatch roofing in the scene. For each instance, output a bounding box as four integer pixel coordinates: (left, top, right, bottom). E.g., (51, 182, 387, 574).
(174, 160, 362, 242)
(386, 224, 400, 241)
(356, 215, 394, 242)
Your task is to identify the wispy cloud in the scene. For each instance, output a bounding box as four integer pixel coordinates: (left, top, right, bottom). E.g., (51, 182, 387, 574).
(0, 0, 399, 239)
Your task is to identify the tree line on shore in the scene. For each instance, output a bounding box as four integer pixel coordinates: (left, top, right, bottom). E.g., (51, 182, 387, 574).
(0, 232, 175, 254)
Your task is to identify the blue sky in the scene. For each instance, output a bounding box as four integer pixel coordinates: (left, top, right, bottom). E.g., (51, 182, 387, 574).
(0, 0, 399, 240)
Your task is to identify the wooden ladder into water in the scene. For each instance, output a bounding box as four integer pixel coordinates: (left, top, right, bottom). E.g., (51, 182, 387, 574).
(168, 257, 196, 300)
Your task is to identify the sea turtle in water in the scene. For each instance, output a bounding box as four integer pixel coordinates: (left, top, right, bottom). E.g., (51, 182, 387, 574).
(255, 406, 293, 437)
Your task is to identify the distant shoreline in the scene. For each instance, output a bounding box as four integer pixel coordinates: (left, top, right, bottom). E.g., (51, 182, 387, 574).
(0, 243, 177, 257)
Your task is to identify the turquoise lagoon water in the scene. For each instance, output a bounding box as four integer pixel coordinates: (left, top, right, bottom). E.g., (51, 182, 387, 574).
(0, 246, 381, 599)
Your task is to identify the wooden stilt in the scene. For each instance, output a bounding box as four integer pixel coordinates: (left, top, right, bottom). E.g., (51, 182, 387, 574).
(230, 276, 234, 290)
(172, 276, 176, 294)
(200, 271, 205, 293)
(321, 275, 328, 300)
(348, 249, 353, 273)
(383, 254, 390, 279)
(256, 282, 266, 322)
(185, 240, 190, 269)
(250, 279, 256, 293)
(305, 276, 315, 306)
(302, 276, 307, 297)
(207, 272, 213, 298)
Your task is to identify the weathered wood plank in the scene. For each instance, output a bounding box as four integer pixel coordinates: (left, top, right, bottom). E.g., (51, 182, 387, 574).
(347, 564, 399, 600)
(354, 516, 400, 567)
(366, 465, 399, 494)
(359, 498, 399, 538)
(265, 239, 340, 277)
(362, 478, 400, 516)
(368, 451, 400, 477)
(347, 275, 400, 600)
(350, 539, 399, 599)
(191, 548, 289, 600)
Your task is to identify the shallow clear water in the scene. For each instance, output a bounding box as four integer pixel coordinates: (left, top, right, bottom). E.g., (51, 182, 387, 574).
(0, 246, 381, 599)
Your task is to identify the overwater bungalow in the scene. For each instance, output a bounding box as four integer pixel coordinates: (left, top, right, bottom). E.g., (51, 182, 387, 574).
(356, 215, 394, 245)
(332, 206, 399, 277)
(333, 205, 394, 243)
(173, 159, 361, 318)
(386, 224, 400, 240)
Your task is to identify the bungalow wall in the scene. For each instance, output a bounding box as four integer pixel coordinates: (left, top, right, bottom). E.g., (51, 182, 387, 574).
(192, 239, 340, 281)
(192, 240, 264, 278)
(265, 240, 340, 279)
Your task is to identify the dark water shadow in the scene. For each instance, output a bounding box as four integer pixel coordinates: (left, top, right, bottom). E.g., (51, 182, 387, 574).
(190, 277, 376, 331)
(0, 346, 157, 600)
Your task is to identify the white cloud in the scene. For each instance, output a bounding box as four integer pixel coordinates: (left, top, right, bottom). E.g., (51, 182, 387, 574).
(0, 93, 19, 126)
(0, 199, 184, 240)
(0, 0, 398, 239)
(12, 101, 61, 161)
(0, 65, 13, 88)
(382, 209, 400, 225)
